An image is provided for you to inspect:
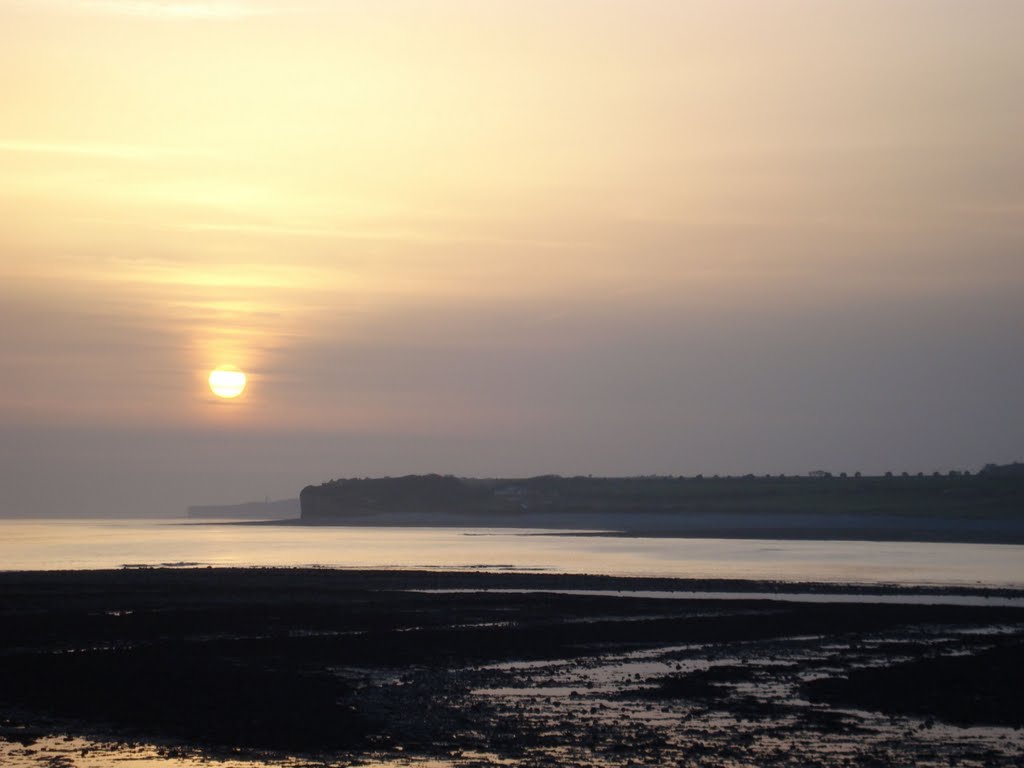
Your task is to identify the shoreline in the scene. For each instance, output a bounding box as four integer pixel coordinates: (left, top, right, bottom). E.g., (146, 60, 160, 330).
(3, 566, 1024, 599)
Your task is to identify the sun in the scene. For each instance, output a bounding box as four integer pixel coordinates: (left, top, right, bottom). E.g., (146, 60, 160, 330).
(208, 365, 247, 399)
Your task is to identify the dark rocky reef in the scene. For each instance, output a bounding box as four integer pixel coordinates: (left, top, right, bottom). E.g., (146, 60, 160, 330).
(1, 569, 1022, 764)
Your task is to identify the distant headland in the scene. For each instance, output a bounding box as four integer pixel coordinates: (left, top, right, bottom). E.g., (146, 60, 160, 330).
(187, 498, 300, 520)
(297, 464, 1024, 543)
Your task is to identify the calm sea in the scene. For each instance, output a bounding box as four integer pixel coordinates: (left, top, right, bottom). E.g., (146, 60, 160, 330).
(1, 518, 1022, 588)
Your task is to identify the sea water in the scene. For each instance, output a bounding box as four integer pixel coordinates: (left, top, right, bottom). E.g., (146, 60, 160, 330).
(0, 518, 1021, 588)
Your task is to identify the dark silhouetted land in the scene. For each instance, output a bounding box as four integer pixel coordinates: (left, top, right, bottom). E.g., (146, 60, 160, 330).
(296, 465, 1024, 543)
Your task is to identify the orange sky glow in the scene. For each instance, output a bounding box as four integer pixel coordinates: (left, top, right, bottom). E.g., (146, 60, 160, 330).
(2, 0, 1022, 514)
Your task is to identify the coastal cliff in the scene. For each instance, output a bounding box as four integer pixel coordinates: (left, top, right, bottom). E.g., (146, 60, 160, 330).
(298, 469, 1024, 534)
(299, 474, 501, 520)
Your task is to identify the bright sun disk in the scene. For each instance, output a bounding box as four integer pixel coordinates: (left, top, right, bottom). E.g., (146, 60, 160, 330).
(208, 366, 247, 398)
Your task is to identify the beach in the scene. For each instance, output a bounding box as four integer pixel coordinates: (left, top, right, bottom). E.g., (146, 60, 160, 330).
(1, 568, 1022, 767)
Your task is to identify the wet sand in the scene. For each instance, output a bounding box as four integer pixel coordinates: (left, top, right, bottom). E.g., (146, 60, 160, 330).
(1, 568, 1022, 766)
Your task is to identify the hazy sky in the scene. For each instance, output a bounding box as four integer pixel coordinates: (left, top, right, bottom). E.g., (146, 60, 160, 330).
(2, 0, 1022, 516)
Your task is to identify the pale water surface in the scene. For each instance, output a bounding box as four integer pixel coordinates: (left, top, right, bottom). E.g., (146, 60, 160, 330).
(1, 518, 1022, 587)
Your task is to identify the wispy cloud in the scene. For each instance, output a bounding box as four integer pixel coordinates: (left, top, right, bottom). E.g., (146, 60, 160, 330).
(0, 140, 205, 160)
(175, 221, 598, 251)
(35, 1, 279, 20)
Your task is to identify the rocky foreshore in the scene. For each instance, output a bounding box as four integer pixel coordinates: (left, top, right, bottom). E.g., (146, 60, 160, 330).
(1, 568, 1022, 767)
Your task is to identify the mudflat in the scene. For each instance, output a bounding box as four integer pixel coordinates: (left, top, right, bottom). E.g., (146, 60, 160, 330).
(1, 568, 1022, 766)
